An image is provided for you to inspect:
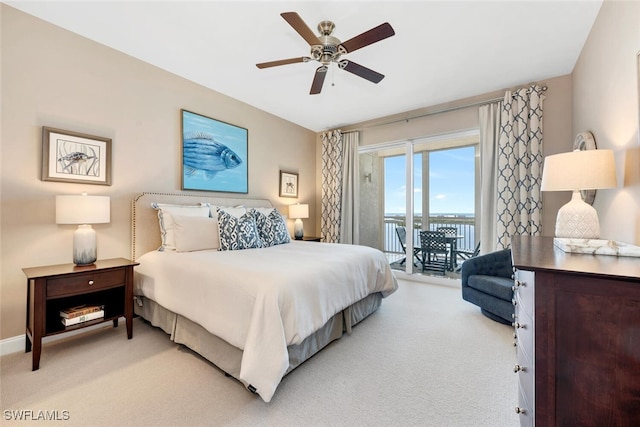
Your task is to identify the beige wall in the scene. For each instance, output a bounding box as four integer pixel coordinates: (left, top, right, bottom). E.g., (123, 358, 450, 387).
(572, 0, 640, 244)
(0, 6, 317, 340)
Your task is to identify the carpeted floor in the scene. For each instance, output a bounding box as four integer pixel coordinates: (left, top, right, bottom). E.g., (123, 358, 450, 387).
(1, 279, 518, 426)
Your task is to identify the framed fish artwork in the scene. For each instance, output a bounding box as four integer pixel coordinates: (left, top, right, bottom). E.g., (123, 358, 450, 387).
(41, 126, 112, 185)
(181, 109, 248, 193)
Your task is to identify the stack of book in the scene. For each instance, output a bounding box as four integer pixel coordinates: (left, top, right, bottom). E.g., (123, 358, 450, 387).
(59, 304, 104, 326)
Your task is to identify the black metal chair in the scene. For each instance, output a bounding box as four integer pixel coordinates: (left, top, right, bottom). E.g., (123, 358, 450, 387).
(419, 230, 449, 275)
(436, 226, 457, 237)
(395, 226, 422, 266)
(437, 226, 458, 270)
(454, 241, 481, 272)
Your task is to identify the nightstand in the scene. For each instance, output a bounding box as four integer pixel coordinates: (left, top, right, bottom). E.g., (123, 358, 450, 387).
(22, 258, 139, 370)
(297, 236, 322, 242)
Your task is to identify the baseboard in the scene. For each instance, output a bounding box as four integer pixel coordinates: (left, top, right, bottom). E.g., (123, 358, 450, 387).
(394, 270, 461, 288)
(0, 335, 25, 356)
(0, 320, 120, 356)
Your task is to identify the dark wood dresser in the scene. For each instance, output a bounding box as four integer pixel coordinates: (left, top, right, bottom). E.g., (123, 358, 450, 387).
(510, 235, 640, 426)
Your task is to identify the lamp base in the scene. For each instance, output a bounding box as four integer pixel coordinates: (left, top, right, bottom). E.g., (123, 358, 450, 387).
(73, 224, 97, 265)
(555, 191, 601, 239)
(294, 218, 304, 240)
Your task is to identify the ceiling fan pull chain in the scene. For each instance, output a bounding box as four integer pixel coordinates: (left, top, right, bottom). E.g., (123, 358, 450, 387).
(331, 63, 336, 88)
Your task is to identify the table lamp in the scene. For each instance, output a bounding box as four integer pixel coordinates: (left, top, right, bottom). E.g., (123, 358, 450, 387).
(541, 149, 616, 239)
(56, 192, 111, 265)
(288, 203, 309, 240)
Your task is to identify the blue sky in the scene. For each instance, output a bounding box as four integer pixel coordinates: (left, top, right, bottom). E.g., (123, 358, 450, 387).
(384, 146, 475, 215)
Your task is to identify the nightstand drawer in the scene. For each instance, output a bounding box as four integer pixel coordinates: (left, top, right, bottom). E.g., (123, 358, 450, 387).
(47, 269, 125, 297)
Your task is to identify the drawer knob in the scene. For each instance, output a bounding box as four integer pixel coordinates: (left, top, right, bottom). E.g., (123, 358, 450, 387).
(513, 364, 526, 373)
(515, 406, 527, 415)
(512, 298, 517, 306)
(512, 322, 526, 329)
(512, 280, 525, 291)
(88, 280, 94, 286)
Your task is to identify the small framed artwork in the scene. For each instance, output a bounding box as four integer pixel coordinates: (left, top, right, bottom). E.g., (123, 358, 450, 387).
(181, 109, 248, 193)
(42, 127, 112, 185)
(279, 171, 298, 198)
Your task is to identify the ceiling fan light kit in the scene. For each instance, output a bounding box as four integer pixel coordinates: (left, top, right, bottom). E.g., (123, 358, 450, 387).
(256, 12, 395, 94)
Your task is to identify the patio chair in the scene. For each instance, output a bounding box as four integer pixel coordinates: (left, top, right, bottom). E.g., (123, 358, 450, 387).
(419, 230, 449, 275)
(454, 241, 481, 272)
(437, 226, 459, 269)
(395, 226, 422, 266)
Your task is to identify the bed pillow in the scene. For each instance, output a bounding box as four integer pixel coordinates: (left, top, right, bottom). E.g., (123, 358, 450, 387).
(151, 203, 211, 251)
(251, 207, 290, 247)
(216, 206, 263, 251)
(172, 215, 220, 252)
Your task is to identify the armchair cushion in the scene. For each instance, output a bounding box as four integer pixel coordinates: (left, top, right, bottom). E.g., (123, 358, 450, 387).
(467, 275, 514, 301)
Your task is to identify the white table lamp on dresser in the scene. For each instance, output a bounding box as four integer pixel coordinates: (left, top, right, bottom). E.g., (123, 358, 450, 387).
(541, 148, 616, 239)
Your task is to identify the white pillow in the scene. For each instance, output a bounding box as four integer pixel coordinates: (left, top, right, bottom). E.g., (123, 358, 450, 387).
(172, 215, 220, 252)
(151, 203, 211, 251)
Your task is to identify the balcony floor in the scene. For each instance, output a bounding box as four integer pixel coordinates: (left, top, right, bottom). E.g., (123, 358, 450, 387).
(385, 252, 463, 280)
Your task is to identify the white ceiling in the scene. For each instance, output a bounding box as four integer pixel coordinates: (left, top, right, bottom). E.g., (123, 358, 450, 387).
(7, 1, 603, 132)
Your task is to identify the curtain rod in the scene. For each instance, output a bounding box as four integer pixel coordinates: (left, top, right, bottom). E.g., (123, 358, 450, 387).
(349, 85, 547, 132)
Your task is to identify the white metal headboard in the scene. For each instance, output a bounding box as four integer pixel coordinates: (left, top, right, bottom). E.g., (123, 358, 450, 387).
(131, 192, 273, 261)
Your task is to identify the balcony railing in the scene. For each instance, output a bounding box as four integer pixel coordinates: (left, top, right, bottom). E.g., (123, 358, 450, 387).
(384, 214, 476, 255)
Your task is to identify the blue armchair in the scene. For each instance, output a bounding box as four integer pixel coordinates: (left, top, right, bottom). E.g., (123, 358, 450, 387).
(461, 248, 514, 325)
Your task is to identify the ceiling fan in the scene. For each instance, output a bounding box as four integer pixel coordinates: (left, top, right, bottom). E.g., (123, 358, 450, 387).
(256, 12, 395, 95)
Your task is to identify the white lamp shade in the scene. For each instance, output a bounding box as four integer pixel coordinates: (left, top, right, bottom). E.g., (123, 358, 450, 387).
(541, 149, 617, 192)
(56, 193, 110, 265)
(288, 204, 309, 219)
(56, 194, 110, 224)
(541, 149, 617, 239)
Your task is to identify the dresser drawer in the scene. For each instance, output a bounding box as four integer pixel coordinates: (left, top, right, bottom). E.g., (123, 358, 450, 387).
(516, 378, 534, 427)
(515, 306, 534, 363)
(514, 269, 534, 315)
(47, 269, 126, 297)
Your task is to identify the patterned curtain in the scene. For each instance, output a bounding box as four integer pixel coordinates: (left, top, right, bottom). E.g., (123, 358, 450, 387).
(321, 130, 343, 243)
(496, 85, 545, 249)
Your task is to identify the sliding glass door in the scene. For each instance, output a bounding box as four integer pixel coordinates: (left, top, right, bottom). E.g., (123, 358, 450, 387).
(358, 131, 479, 277)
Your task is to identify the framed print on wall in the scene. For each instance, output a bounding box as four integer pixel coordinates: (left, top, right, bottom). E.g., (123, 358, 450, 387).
(181, 109, 248, 193)
(41, 126, 112, 185)
(279, 171, 298, 198)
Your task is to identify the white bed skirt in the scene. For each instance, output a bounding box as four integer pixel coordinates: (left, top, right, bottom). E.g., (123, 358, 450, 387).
(134, 292, 382, 390)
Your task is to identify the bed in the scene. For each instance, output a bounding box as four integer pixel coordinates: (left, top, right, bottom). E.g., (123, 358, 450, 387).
(131, 192, 398, 402)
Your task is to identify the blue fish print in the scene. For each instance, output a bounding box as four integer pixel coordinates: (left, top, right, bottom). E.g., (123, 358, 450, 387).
(183, 132, 242, 179)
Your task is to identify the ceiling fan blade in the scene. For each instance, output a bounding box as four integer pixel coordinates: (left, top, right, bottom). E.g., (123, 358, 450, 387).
(338, 60, 384, 84)
(281, 12, 322, 46)
(339, 22, 395, 53)
(256, 57, 310, 69)
(310, 65, 328, 95)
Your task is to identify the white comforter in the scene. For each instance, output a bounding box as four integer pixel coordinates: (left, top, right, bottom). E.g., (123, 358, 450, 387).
(134, 241, 398, 402)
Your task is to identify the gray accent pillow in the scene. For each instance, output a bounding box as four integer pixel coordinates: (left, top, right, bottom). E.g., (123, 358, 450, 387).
(216, 206, 263, 251)
(251, 208, 290, 247)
